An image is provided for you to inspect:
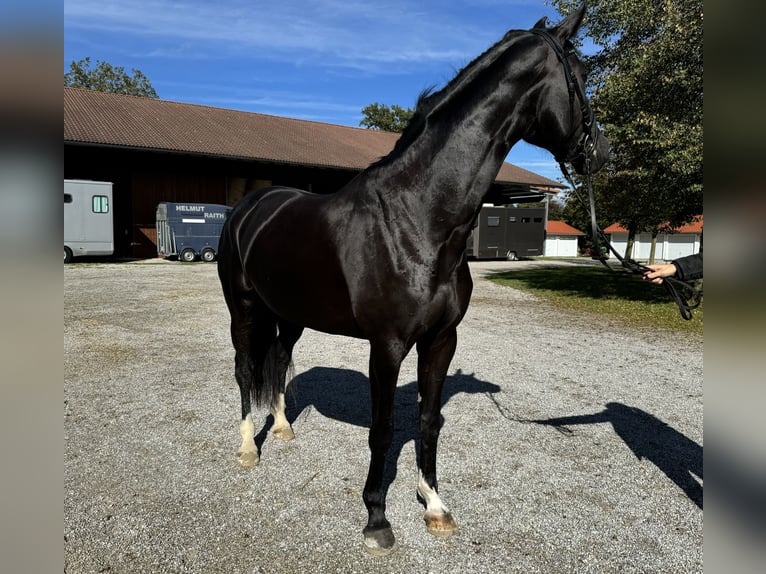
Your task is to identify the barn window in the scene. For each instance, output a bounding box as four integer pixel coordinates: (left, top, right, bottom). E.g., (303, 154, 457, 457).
(534, 217, 543, 223)
(487, 216, 500, 227)
(521, 217, 531, 223)
(92, 195, 110, 214)
(64, 194, 73, 204)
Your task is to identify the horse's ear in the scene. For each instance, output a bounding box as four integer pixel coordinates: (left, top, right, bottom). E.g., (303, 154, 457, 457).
(550, 2, 587, 42)
(532, 16, 548, 29)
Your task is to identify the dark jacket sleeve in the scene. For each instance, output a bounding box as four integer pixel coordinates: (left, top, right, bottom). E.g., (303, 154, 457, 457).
(673, 252, 703, 281)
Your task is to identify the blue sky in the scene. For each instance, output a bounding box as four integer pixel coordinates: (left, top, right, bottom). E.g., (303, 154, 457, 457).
(64, 0, 570, 182)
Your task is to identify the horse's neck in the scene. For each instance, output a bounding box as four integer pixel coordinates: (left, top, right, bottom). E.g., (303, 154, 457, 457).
(359, 37, 536, 239)
(369, 89, 528, 236)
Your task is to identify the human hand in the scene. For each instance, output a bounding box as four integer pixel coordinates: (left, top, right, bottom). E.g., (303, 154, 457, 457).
(643, 263, 677, 284)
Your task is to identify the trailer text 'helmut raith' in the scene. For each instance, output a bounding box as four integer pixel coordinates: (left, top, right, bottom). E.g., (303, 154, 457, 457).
(156, 202, 230, 263)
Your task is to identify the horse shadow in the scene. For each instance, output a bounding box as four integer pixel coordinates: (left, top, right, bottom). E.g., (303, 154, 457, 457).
(529, 402, 703, 508)
(254, 367, 501, 497)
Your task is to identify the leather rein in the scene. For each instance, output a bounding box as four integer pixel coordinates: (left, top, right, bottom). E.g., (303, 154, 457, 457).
(532, 29, 702, 321)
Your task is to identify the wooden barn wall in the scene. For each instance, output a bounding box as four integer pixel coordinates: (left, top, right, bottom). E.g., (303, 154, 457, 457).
(131, 173, 227, 258)
(65, 144, 360, 257)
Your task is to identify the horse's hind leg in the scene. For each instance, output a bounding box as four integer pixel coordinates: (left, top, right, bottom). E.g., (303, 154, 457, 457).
(219, 228, 283, 466)
(269, 320, 304, 441)
(231, 301, 277, 468)
(234, 355, 260, 468)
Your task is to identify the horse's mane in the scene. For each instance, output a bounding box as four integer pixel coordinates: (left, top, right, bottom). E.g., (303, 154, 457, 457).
(369, 29, 525, 169)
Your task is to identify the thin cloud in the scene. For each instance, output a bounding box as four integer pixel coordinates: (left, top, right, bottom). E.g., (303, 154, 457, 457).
(65, 0, 498, 70)
(155, 79, 364, 123)
(197, 96, 360, 115)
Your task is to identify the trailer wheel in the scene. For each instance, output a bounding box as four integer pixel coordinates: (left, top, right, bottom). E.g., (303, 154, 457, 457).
(200, 248, 216, 263)
(65, 247, 73, 264)
(180, 248, 197, 262)
(506, 250, 518, 261)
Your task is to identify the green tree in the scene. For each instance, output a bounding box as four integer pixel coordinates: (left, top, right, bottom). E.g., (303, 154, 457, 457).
(359, 102, 414, 132)
(64, 57, 159, 98)
(513, 198, 565, 220)
(546, 197, 566, 221)
(552, 0, 703, 259)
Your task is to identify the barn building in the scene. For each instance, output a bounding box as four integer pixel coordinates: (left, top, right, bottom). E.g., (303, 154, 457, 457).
(64, 87, 564, 258)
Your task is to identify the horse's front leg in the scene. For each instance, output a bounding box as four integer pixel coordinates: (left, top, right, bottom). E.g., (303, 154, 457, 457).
(416, 328, 459, 537)
(362, 340, 405, 556)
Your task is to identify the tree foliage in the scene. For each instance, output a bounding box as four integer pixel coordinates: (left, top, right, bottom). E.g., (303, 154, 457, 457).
(359, 102, 414, 132)
(548, 198, 566, 221)
(550, 0, 703, 252)
(65, 57, 159, 98)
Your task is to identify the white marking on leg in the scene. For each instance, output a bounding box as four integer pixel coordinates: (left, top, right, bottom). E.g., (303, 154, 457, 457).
(417, 471, 449, 515)
(236, 413, 259, 467)
(270, 393, 295, 440)
(418, 470, 458, 535)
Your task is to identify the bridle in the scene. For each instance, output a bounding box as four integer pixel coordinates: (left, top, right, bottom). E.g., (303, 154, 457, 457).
(531, 29, 702, 321)
(529, 28, 598, 168)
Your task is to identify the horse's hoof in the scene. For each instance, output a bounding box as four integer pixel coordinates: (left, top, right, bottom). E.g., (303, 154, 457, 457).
(271, 426, 295, 441)
(236, 449, 259, 468)
(424, 511, 457, 537)
(362, 526, 396, 556)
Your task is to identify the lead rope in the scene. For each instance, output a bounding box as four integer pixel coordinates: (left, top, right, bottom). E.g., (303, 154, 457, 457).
(558, 163, 702, 321)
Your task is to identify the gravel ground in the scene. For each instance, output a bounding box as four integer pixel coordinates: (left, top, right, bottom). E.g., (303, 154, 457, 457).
(64, 258, 703, 573)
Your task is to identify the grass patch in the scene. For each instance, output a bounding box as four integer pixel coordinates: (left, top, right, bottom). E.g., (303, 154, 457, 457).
(488, 266, 703, 334)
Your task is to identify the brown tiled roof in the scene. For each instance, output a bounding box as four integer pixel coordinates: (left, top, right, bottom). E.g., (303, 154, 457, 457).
(604, 215, 703, 234)
(64, 87, 561, 188)
(547, 220, 584, 235)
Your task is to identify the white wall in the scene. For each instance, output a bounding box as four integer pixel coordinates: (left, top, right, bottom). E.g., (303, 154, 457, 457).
(544, 235, 579, 257)
(609, 232, 701, 261)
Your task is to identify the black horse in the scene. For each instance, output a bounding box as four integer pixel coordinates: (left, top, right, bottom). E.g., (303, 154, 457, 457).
(218, 4, 608, 555)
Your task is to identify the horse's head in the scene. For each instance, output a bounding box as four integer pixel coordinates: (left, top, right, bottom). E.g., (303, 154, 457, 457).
(522, 4, 609, 175)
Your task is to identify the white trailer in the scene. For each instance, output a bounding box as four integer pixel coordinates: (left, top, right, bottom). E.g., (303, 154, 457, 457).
(64, 179, 114, 263)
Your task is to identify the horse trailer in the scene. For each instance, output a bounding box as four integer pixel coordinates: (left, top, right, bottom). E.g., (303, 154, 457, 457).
(467, 206, 546, 260)
(156, 202, 230, 262)
(64, 179, 115, 263)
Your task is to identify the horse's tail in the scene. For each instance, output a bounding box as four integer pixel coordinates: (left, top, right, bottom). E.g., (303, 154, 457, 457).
(253, 339, 291, 410)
